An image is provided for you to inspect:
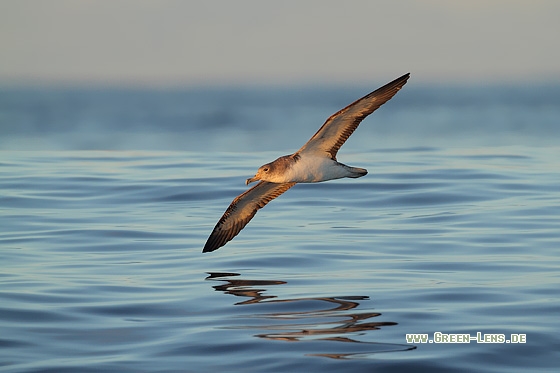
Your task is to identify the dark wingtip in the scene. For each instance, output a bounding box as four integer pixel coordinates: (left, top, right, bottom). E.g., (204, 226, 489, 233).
(203, 231, 230, 253)
(202, 242, 218, 253)
(394, 72, 411, 86)
(202, 237, 219, 253)
(391, 72, 411, 88)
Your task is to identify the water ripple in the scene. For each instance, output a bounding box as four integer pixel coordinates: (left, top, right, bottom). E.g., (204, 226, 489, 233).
(1, 148, 559, 372)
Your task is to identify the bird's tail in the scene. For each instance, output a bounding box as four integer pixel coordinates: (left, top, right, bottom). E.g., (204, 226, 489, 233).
(345, 165, 368, 178)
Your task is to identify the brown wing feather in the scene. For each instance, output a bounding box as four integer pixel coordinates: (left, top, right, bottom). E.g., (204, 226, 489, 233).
(203, 181, 297, 252)
(297, 73, 410, 159)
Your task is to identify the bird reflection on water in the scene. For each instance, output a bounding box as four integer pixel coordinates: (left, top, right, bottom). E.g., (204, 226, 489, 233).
(205, 272, 415, 359)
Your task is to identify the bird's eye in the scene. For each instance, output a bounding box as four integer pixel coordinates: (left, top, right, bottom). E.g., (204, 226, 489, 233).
(263, 167, 269, 172)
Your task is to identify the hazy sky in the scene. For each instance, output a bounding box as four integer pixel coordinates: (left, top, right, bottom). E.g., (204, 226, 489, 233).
(1, 0, 559, 86)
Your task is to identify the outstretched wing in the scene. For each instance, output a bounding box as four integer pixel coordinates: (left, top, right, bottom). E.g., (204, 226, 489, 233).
(297, 73, 410, 160)
(203, 181, 297, 252)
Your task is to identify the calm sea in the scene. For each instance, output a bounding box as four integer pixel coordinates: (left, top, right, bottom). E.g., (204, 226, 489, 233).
(1, 83, 559, 372)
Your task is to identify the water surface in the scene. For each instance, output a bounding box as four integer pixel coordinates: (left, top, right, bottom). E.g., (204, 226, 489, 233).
(2, 83, 560, 371)
(1, 147, 559, 372)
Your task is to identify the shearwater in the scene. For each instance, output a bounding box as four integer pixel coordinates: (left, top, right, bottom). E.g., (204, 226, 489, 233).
(203, 73, 410, 253)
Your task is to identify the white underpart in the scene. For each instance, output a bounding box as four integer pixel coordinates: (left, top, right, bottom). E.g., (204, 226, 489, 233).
(282, 156, 356, 183)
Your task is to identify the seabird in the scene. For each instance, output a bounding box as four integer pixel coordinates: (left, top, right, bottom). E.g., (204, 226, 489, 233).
(203, 73, 410, 253)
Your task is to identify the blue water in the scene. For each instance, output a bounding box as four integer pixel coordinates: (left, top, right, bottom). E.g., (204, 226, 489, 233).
(1, 84, 560, 372)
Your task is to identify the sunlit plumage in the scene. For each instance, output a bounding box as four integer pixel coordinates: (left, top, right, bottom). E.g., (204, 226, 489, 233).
(203, 73, 410, 253)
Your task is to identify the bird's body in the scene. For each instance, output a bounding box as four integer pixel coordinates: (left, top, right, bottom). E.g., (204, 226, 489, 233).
(285, 155, 367, 183)
(252, 154, 366, 184)
(203, 73, 410, 253)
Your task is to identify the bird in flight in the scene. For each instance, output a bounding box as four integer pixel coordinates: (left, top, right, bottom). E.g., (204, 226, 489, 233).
(203, 73, 410, 253)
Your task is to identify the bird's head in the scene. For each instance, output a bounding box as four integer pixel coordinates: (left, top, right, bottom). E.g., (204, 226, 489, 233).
(246, 162, 274, 185)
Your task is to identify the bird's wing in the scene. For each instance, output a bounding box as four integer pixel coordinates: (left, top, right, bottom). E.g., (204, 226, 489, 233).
(203, 181, 297, 252)
(297, 73, 410, 160)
